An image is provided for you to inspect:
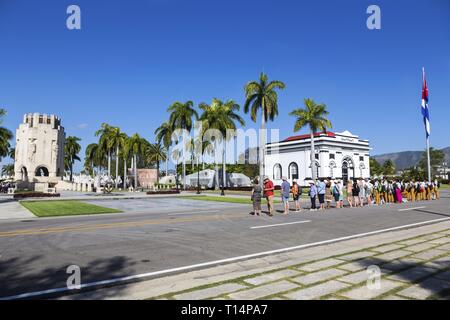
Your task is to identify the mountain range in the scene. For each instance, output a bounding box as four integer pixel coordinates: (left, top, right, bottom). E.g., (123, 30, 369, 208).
(372, 147, 450, 170)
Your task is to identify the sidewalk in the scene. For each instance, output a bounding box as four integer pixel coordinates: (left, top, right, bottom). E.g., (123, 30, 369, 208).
(59, 220, 450, 300)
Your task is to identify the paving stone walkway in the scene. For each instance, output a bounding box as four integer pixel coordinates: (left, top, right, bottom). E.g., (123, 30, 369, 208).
(158, 227, 450, 300)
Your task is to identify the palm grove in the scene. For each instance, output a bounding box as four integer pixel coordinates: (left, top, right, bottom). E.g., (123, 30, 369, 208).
(0, 73, 445, 185)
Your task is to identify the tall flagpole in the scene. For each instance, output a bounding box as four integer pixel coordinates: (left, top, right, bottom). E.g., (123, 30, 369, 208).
(423, 67, 432, 183)
(426, 132, 431, 183)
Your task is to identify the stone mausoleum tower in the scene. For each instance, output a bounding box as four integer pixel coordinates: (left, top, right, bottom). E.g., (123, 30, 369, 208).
(14, 113, 65, 187)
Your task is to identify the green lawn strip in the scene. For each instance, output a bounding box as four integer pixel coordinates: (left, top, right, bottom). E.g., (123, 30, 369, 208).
(20, 200, 122, 217)
(180, 195, 281, 205)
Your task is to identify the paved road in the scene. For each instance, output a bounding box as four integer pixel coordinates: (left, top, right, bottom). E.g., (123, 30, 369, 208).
(0, 191, 449, 299)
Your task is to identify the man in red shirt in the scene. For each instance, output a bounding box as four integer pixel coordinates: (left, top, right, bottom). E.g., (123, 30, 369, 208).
(263, 177, 275, 216)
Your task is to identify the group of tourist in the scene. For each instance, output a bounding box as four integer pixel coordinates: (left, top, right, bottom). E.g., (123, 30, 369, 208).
(0, 181, 14, 193)
(250, 176, 441, 216)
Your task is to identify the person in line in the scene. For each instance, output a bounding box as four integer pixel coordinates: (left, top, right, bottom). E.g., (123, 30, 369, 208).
(374, 179, 381, 205)
(263, 177, 275, 216)
(332, 179, 341, 208)
(281, 177, 291, 215)
(352, 179, 360, 207)
(346, 179, 353, 208)
(358, 178, 366, 207)
(366, 179, 373, 205)
(395, 180, 403, 203)
(317, 178, 326, 210)
(325, 180, 333, 209)
(291, 180, 302, 212)
(250, 177, 262, 216)
(309, 181, 318, 211)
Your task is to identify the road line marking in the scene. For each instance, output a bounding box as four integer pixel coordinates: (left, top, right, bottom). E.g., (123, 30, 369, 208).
(0, 214, 243, 238)
(2, 216, 450, 300)
(398, 206, 426, 212)
(251, 220, 311, 229)
(168, 210, 220, 216)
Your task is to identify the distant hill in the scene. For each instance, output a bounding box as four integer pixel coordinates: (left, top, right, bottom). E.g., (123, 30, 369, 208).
(372, 147, 450, 170)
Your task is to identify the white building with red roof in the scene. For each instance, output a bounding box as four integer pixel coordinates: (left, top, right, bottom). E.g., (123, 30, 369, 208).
(265, 130, 371, 186)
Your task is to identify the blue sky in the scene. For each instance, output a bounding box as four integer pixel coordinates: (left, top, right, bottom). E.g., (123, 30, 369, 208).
(1, 0, 449, 171)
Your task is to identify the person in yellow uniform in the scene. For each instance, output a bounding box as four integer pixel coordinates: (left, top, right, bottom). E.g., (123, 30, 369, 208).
(435, 180, 440, 200)
(410, 181, 416, 202)
(374, 180, 381, 205)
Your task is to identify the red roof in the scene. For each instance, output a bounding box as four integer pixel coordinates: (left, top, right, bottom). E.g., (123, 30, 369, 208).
(283, 131, 335, 142)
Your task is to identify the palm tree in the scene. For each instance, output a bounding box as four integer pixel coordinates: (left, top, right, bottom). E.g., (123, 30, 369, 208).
(199, 99, 245, 192)
(120, 133, 130, 189)
(95, 123, 113, 177)
(107, 126, 124, 188)
(0, 127, 13, 161)
(85, 143, 100, 176)
(147, 143, 167, 184)
(0, 109, 13, 161)
(289, 98, 332, 181)
(128, 133, 145, 189)
(244, 73, 285, 182)
(155, 121, 173, 176)
(64, 136, 82, 181)
(8, 147, 15, 160)
(1, 163, 14, 177)
(168, 101, 198, 189)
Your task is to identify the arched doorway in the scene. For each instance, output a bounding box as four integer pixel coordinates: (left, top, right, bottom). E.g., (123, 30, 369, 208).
(35, 166, 49, 177)
(288, 162, 299, 180)
(273, 164, 282, 180)
(21, 167, 28, 181)
(342, 157, 355, 183)
(329, 161, 336, 178)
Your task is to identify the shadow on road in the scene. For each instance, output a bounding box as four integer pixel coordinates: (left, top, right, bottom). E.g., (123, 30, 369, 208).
(0, 254, 139, 300)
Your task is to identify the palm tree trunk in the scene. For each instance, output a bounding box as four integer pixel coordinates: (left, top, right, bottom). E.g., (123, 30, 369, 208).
(115, 145, 119, 189)
(214, 141, 219, 190)
(157, 161, 160, 184)
(70, 158, 73, 182)
(123, 156, 127, 189)
(134, 154, 138, 189)
(222, 144, 226, 189)
(91, 160, 94, 177)
(310, 131, 316, 181)
(259, 111, 266, 185)
(182, 158, 186, 190)
(107, 149, 111, 177)
(165, 148, 169, 176)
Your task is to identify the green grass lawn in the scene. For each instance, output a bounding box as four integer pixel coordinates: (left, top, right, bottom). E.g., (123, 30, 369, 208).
(21, 200, 122, 217)
(181, 195, 281, 205)
(440, 184, 450, 190)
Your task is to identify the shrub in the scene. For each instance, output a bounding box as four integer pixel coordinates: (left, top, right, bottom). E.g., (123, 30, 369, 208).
(14, 192, 61, 199)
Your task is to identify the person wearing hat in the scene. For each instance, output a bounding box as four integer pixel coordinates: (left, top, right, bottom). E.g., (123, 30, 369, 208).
(281, 176, 291, 215)
(263, 177, 275, 216)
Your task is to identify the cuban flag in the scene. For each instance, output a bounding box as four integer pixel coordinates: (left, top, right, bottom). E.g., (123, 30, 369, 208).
(421, 68, 430, 138)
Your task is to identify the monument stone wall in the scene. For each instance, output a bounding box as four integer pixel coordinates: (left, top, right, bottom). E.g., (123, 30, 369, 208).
(14, 113, 65, 185)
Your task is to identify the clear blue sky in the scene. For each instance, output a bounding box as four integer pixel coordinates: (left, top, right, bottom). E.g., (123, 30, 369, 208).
(1, 0, 449, 171)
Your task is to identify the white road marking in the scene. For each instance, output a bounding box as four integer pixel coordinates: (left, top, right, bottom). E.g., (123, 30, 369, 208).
(168, 210, 220, 216)
(251, 220, 311, 229)
(398, 206, 426, 212)
(2, 216, 450, 300)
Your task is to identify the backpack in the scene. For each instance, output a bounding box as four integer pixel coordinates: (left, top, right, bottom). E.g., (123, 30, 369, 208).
(333, 185, 339, 197)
